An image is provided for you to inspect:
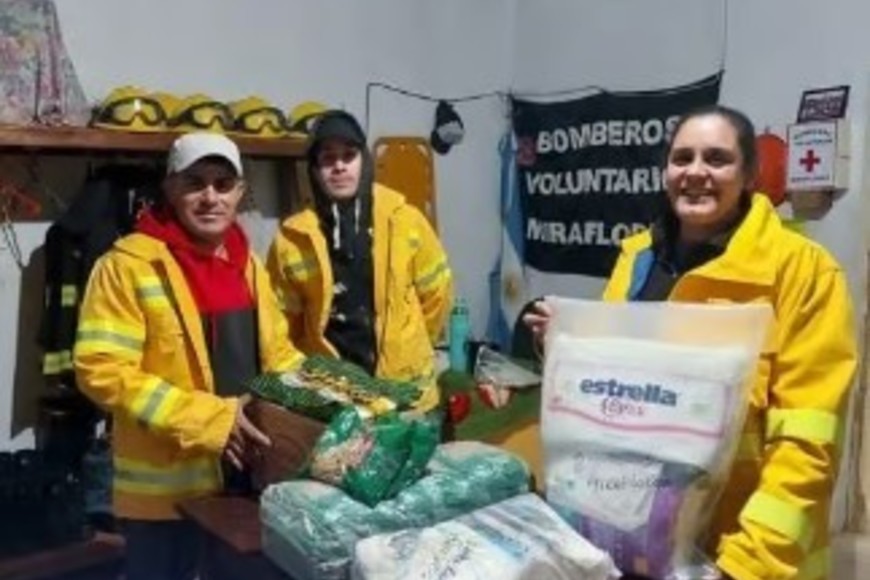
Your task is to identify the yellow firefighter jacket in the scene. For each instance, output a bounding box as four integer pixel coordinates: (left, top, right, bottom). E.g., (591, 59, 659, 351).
(266, 185, 453, 412)
(603, 194, 857, 580)
(74, 233, 304, 520)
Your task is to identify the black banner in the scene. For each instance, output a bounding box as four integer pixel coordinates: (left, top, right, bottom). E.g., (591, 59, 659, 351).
(511, 74, 722, 277)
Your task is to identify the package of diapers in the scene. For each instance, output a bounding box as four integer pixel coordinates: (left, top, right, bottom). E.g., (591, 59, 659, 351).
(352, 493, 618, 580)
(541, 298, 772, 579)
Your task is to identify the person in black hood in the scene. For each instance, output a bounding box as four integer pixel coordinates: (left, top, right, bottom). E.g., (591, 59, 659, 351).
(306, 111, 378, 373)
(267, 110, 453, 412)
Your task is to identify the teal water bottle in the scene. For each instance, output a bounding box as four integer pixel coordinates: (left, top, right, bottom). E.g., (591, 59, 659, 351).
(449, 298, 470, 372)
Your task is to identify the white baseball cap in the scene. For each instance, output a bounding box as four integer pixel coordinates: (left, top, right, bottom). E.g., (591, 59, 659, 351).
(166, 132, 243, 176)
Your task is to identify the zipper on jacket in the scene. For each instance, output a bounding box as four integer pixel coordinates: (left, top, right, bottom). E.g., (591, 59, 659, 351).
(376, 217, 394, 374)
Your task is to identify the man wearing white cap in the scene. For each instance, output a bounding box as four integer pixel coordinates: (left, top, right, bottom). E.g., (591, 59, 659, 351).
(74, 132, 304, 579)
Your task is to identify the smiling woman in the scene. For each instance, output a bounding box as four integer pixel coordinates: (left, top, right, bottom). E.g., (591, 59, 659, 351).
(525, 105, 858, 579)
(664, 107, 757, 243)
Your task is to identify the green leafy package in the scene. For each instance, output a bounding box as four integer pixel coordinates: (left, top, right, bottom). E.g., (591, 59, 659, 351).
(308, 408, 439, 507)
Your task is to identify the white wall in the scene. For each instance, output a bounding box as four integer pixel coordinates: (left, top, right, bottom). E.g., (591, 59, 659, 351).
(512, 0, 870, 532)
(0, 0, 514, 449)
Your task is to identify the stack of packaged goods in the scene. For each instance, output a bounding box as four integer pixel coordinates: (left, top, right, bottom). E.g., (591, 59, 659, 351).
(246, 355, 430, 494)
(260, 441, 530, 580)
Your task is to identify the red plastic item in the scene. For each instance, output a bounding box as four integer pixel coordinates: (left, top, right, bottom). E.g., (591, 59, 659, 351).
(755, 132, 788, 207)
(447, 392, 471, 424)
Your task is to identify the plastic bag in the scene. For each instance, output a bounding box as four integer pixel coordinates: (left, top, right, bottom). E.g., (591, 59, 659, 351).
(541, 298, 772, 579)
(308, 408, 439, 507)
(352, 493, 618, 580)
(474, 346, 541, 390)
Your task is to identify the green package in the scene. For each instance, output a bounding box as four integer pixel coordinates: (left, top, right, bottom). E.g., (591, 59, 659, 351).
(247, 355, 423, 423)
(308, 408, 439, 507)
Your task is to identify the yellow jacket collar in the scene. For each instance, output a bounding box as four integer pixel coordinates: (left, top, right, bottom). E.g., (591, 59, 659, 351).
(115, 231, 172, 260)
(692, 193, 781, 286)
(281, 183, 406, 236)
(116, 230, 254, 265)
(622, 193, 782, 287)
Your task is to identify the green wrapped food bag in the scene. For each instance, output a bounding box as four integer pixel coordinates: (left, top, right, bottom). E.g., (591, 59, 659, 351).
(308, 408, 439, 507)
(386, 416, 441, 498)
(248, 355, 423, 422)
(248, 372, 341, 422)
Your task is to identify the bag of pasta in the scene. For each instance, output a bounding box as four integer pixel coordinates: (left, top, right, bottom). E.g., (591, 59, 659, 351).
(307, 408, 440, 507)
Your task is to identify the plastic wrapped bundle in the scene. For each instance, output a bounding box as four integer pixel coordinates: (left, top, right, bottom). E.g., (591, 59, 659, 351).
(352, 493, 618, 580)
(261, 441, 530, 580)
(541, 298, 772, 579)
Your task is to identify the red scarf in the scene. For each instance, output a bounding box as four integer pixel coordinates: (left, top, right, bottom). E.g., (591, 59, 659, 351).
(136, 208, 253, 314)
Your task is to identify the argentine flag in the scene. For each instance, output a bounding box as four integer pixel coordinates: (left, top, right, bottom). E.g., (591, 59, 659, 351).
(487, 131, 530, 350)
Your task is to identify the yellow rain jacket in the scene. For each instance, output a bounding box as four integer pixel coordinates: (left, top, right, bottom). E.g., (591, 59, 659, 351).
(604, 194, 857, 580)
(74, 233, 304, 520)
(267, 185, 453, 412)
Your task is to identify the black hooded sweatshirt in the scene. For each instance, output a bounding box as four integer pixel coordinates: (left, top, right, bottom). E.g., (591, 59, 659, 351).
(307, 111, 378, 374)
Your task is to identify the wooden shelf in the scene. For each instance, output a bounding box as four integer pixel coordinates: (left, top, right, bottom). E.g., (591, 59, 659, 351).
(0, 533, 124, 580)
(0, 125, 307, 159)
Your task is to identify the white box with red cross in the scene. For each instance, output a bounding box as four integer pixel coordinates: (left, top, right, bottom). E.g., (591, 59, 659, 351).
(786, 119, 850, 192)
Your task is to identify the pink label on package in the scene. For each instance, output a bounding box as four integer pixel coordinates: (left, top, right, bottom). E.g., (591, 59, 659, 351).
(547, 360, 729, 440)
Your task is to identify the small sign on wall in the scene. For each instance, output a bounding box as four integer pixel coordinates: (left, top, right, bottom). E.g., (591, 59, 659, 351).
(797, 85, 849, 123)
(786, 120, 849, 192)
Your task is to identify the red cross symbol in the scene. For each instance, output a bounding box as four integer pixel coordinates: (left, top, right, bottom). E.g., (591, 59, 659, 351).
(799, 149, 821, 172)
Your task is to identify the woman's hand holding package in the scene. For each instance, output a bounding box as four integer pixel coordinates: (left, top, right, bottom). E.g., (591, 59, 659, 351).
(522, 300, 552, 347)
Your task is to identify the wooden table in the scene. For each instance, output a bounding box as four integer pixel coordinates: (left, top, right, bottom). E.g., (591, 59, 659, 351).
(178, 496, 292, 580)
